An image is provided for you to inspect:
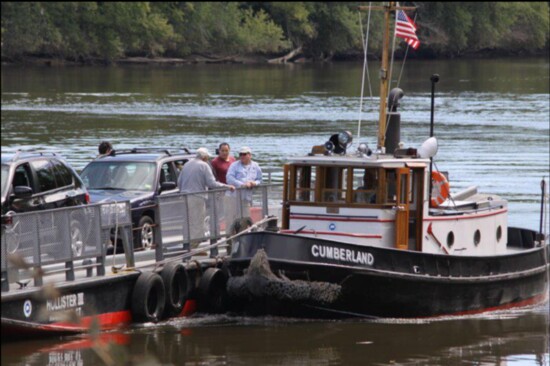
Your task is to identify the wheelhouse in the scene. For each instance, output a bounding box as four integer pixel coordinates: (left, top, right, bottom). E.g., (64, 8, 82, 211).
(280, 137, 510, 256)
(282, 154, 429, 251)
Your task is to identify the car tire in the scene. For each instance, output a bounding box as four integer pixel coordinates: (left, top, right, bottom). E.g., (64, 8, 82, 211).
(136, 215, 155, 250)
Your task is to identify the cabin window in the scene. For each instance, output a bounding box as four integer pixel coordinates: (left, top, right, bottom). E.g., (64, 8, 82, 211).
(295, 165, 316, 202)
(321, 167, 349, 203)
(353, 168, 378, 204)
(385, 170, 397, 203)
(496, 226, 502, 242)
(287, 165, 417, 207)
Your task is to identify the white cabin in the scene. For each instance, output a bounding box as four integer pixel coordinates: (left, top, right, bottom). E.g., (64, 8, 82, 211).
(281, 147, 508, 256)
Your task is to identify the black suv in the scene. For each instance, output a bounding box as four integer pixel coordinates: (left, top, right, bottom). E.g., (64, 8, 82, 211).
(79, 148, 193, 250)
(1, 151, 89, 215)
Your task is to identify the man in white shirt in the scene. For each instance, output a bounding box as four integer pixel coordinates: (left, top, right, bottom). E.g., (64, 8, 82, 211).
(178, 148, 234, 247)
(226, 146, 262, 221)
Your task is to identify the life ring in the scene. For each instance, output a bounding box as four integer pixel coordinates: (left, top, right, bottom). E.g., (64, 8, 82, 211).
(431, 171, 450, 207)
(131, 272, 166, 323)
(197, 267, 228, 314)
(160, 262, 190, 318)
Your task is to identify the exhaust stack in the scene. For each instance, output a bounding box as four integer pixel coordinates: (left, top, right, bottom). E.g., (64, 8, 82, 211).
(385, 88, 404, 154)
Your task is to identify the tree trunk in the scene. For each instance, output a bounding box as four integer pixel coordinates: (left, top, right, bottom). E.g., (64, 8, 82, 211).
(267, 46, 303, 64)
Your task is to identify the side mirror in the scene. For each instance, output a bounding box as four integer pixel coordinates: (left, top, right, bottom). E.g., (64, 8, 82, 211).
(13, 186, 33, 199)
(160, 182, 177, 192)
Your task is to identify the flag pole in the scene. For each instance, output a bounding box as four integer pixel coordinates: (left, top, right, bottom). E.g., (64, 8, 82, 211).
(358, 2, 415, 151)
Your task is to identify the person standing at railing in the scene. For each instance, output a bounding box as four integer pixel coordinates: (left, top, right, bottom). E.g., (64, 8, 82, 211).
(226, 146, 263, 220)
(178, 148, 235, 248)
(211, 142, 236, 184)
(211, 142, 237, 229)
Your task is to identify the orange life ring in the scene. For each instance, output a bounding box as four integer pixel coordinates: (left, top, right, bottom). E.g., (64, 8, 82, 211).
(431, 171, 450, 207)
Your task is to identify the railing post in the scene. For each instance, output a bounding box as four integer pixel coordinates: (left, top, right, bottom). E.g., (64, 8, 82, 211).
(154, 200, 164, 262)
(261, 185, 269, 217)
(1, 223, 8, 292)
(121, 226, 135, 268)
(237, 189, 244, 219)
(65, 210, 75, 281)
(183, 195, 191, 253)
(209, 191, 218, 258)
(33, 213, 43, 287)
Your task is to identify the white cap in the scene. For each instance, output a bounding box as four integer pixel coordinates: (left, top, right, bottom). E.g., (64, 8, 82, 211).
(196, 147, 211, 159)
(239, 146, 252, 154)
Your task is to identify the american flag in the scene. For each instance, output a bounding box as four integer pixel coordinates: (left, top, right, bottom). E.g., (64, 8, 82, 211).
(395, 9, 419, 49)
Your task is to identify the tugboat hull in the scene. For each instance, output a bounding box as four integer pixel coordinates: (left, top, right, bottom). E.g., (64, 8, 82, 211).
(228, 231, 550, 318)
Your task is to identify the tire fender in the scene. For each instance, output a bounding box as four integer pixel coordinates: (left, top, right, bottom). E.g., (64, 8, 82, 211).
(160, 262, 190, 318)
(197, 267, 228, 314)
(131, 271, 166, 323)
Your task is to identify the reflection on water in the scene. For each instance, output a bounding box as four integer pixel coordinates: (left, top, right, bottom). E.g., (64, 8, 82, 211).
(2, 304, 548, 366)
(1, 59, 549, 365)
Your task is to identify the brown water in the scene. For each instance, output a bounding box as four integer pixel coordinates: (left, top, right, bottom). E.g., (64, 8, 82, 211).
(1, 306, 549, 365)
(1, 58, 549, 365)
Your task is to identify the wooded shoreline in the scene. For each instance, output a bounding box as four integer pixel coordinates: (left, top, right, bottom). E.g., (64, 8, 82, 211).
(2, 2, 548, 66)
(4, 50, 548, 68)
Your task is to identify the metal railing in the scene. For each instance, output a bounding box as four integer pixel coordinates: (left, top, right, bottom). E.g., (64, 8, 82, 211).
(1, 202, 133, 292)
(1, 183, 284, 292)
(155, 183, 283, 260)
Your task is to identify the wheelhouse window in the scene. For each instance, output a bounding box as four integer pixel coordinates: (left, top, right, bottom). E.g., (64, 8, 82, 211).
(353, 168, 378, 204)
(320, 167, 349, 203)
(295, 165, 316, 202)
(287, 164, 419, 207)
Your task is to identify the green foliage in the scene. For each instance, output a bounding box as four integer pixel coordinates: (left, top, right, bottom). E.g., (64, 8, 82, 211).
(240, 9, 290, 53)
(256, 2, 315, 46)
(1, 2, 548, 62)
(1, 2, 53, 59)
(307, 3, 362, 58)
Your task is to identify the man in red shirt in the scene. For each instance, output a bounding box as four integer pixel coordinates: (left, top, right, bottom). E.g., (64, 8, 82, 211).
(211, 142, 236, 184)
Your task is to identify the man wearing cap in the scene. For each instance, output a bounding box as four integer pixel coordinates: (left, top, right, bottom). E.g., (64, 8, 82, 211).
(178, 147, 234, 247)
(226, 146, 263, 220)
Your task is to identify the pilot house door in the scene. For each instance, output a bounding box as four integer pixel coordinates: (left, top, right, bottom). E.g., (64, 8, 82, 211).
(395, 168, 410, 250)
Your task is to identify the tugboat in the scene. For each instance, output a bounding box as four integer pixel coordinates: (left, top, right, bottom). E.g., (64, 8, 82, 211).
(225, 3, 549, 318)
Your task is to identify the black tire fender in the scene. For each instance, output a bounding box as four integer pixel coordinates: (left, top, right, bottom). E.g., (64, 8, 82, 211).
(131, 272, 166, 323)
(160, 262, 190, 318)
(197, 267, 228, 314)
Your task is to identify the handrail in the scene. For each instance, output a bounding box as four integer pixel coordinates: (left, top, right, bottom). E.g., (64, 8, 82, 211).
(145, 216, 277, 270)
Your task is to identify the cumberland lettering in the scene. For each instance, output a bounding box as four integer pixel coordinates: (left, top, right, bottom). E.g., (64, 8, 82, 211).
(311, 244, 374, 266)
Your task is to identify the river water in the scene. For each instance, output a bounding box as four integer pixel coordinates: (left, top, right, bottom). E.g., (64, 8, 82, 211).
(1, 58, 549, 365)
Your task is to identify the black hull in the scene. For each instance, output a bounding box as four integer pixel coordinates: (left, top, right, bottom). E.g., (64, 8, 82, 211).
(227, 232, 550, 318)
(1, 268, 201, 340)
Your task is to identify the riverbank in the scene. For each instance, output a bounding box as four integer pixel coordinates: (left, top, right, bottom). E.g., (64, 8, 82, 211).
(3, 49, 548, 67)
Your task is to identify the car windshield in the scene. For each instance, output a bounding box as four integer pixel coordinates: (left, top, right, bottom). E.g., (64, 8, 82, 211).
(81, 161, 156, 191)
(1, 164, 9, 199)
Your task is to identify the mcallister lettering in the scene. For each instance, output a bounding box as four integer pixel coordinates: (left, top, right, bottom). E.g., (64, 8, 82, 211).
(311, 244, 374, 266)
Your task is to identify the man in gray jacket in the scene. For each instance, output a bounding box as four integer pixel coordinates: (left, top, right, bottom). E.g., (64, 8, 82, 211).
(178, 148, 234, 247)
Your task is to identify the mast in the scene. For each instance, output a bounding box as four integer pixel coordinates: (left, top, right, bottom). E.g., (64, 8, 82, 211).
(377, 2, 393, 151)
(358, 2, 415, 151)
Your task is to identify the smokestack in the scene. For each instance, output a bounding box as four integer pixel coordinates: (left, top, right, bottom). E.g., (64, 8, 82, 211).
(385, 88, 404, 154)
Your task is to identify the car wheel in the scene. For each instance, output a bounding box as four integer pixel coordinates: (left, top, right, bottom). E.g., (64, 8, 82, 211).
(70, 220, 84, 257)
(137, 215, 154, 250)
